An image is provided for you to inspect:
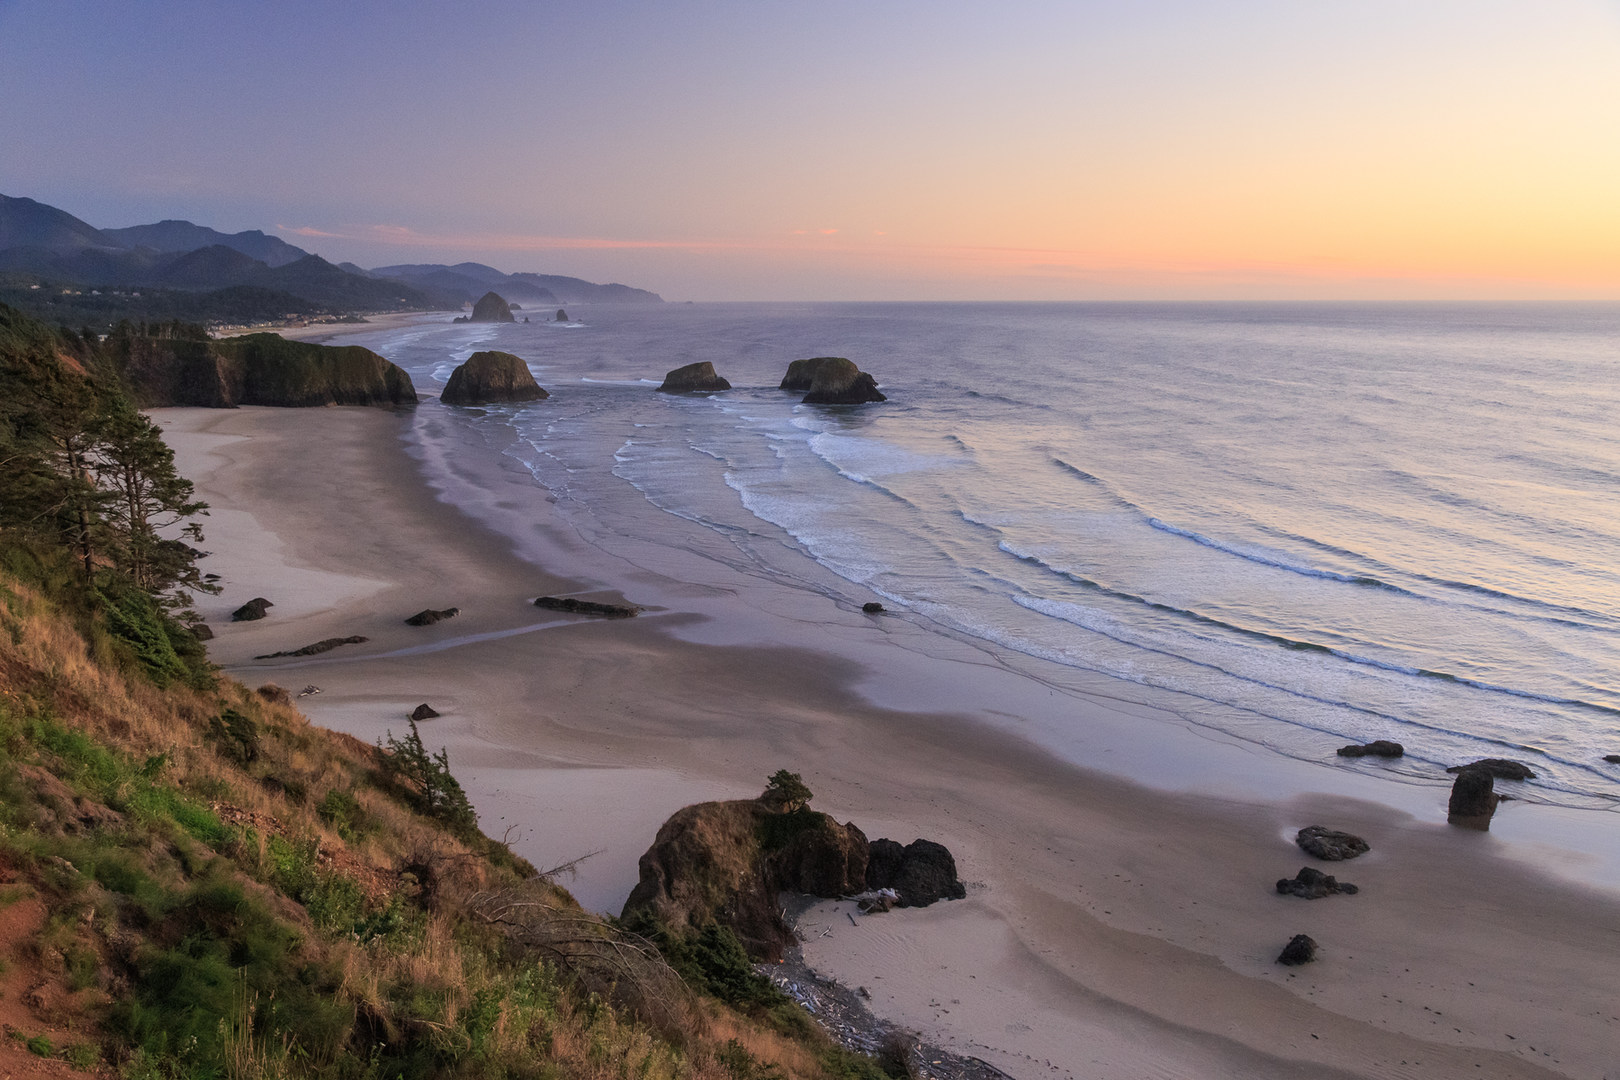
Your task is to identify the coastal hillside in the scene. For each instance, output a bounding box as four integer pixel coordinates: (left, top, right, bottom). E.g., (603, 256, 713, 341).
(0, 301, 905, 1080)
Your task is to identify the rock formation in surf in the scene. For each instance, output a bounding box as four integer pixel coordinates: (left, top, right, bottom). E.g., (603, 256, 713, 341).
(441, 351, 548, 405)
(1445, 758, 1535, 781)
(657, 361, 731, 393)
(1337, 740, 1404, 758)
(798, 356, 886, 404)
(779, 356, 845, 392)
(469, 291, 517, 323)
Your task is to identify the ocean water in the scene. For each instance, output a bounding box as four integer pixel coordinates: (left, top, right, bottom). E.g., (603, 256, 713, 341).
(351, 302, 1620, 812)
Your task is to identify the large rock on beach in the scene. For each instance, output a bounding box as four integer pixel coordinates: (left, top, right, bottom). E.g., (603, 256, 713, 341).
(865, 838, 967, 907)
(800, 356, 886, 405)
(410, 703, 440, 722)
(534, 596, 639, 618)
(442, 351, 548, 406)
(1276, 866, 1358, 899)
(1447, 768, 1499, 829)
(1277, 934, 1319, 965)
(658, 361, 731, 393)
(470, 291, 517, 323)
(1337, 740, 1404, 759)
(1446, 758, 1536, 781)
(1295, 826, 1369, 861)
(231, 597, 273, 622)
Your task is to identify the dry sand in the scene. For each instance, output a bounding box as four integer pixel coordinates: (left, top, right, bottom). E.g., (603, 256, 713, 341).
(156, 404, 1620, 1080)
(212, 310, 447, 342)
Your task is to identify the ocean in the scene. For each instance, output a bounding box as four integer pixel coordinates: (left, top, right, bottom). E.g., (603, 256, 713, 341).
(345, 302, 1620, 813)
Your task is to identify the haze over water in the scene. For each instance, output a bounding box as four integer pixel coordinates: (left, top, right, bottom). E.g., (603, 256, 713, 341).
(361, 303, 1620, 812)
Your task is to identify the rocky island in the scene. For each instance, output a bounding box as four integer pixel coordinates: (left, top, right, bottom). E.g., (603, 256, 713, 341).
(441, 350, 548, 405)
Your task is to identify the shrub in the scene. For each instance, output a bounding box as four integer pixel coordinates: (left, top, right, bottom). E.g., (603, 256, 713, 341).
(379, 720, 476, 837)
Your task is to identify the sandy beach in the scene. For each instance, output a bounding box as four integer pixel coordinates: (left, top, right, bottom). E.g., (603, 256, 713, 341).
(156, 402, 1620, 1080)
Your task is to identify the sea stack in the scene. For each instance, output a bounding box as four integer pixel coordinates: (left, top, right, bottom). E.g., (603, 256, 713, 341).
(779, 356, 845, 392)
(470, 291, 517, 323)
(799, 356, 886, 404)
(658, 361, 731, 393)
(441, 351, 548, 405)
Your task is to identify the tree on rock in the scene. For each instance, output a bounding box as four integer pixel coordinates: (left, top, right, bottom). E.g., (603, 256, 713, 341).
(763, 769, 812, 812)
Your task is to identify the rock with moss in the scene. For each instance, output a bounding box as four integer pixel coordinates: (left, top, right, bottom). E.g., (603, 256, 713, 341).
(658, 361, 731, 393)
(779, 356, 846, 392)
(470, 291, 516, 323)
(800, 356, 885, 404)
(441, 351, 548, 405)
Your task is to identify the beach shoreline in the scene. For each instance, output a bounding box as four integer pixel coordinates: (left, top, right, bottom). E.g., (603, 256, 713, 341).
(157, 402, 1620, 1080)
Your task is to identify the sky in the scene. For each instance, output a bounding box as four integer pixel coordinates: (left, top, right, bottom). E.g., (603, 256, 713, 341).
(3, 0, 1620, 301)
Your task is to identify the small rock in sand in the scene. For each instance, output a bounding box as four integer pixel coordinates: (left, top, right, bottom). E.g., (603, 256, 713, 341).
(410, 703, 440, 721)
(231, 597, 273, 621)
(1337, 740, 1403, 758)
(1295, 826, 1370, 861)
(862, 602, 885, 614)
(1276, 866, 1358, 899)
(1277, 934, 1319, 965)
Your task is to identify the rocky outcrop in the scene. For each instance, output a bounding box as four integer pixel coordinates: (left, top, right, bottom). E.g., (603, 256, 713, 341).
(231, 597, 273, 621)
(115, 332, 418, 409)
(1295, 826, 1369, 861)
(779, 357, 845, 392)
(1276, 867, 1358, 899)
(555, 309, 568, 322)
(470, 291, 516, 323)
(622, 779, 962, 960)
(405, 607, 460, 626)
(1337, 740, 1403, 758)
(862, 602, 885, 614)
(1277, 934, 1318, 965)
(188, 622, 214, 641)
(441, 351, 548, 406)
(410, 704, 440, 721)
(534, 596, 639, 618)
(1447, 768, 1499, 829)
(253, 635, 368, 659)
(1446, 758, 1536, 781)
(658, 361, 731, 393)
(800, 356, 886, 405)
(865, 838, 966, 907)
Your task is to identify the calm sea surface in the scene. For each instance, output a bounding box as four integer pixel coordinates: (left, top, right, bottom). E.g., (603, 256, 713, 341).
(352, 302, 1620, 811)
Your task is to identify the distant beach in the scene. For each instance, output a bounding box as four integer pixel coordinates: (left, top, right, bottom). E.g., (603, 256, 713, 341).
(158, 376, 1620, 1078)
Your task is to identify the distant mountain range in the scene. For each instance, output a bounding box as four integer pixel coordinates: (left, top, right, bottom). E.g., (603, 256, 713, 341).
(0, 194, 662, 327)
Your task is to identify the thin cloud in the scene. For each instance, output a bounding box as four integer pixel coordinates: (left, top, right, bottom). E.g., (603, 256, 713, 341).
(275, 223, 738, 252)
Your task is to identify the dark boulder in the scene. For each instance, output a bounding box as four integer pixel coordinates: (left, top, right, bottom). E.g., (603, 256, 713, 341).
(1276, 866, 1358, 899)
(1295, 826, 1369, 861)
(862, 602, 885, 614)
(410, 703, 440, 722)
(1337, 740, 1404, 759)
(658, 361, 731, 393)
(801, 356, 886, 405)
(1446, 758, 1536, 781)
(188, 622, 214, 641)
(866, 838, 966, 907)
(1277, 934, 1319, 966)
(780, 356, 846, 392)
(1605, 754, 1620, 764)
(534, 596, 639, 618)
(1447, 768, 1499, 829)
(441, 351, 548, 406)
(231, 597, 273, 622)
(405, 607, 460, 626)
(772, 814, 869, 898)
(555, 309, 568, 322)
(470, 291, 516, 323)
(865, 838, 905, 890)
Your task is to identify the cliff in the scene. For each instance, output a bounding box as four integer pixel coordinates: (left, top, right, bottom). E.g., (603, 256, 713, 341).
(112, 328, 418, 408)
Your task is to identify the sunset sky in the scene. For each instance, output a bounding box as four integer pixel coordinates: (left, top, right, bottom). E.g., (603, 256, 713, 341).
(3, 0, 1619, 301)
